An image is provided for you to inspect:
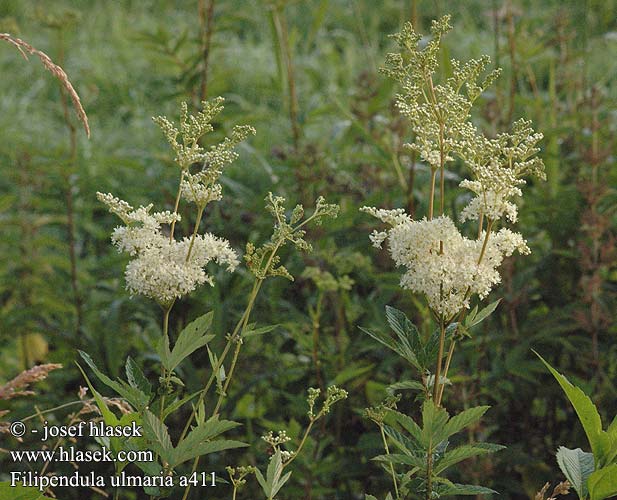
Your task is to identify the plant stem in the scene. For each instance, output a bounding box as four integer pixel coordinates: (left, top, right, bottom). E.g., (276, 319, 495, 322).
(428, 167, 437, 220)
(380, 424, 400, 499)
(311, 292, 325, 392)
(159, 305, 173, 419)
(271, 4, 300, 150)
(57, 28, 83, 341)
(169, 170, 185, 242)
(425, 443, 433, 500)
(432, 318, 446, 403)
(437, 220, 495, 405)
(198, 0, 216, 102)
(186, 204, 205, 262)
(439, 121, 445, 215)
(283, 414, 318, 469)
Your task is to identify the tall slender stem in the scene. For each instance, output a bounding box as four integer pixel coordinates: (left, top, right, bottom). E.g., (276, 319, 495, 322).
(437, 220, 495, 405)
(380, 424, 400, 499)
(428, 168, 437, 220)
(169, 171, 185, 242)
(439, 121, 445, 215)
(271, 5, 300, 150)
(159, 305, 173, 419)
(311, 292, 325, 392)
(432, 318, 446, 403)
(56, 29, 83, 340)
(181, 239, 283, 500)
(198, 0, 216, 102)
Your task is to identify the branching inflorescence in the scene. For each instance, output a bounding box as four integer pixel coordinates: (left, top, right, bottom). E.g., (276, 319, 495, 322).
(97, 98, 254, 309)
(361, 16, 546, 500)
(363, 16, 545, 325)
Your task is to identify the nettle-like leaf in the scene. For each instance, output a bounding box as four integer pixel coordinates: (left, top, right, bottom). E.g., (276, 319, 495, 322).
(361, 306, 448, 374)
(536, 352, 617, 468)
(255, 450, 292, 499)
(126, 356, 152, 397)
(243, 323, 279, 338)
(76, 364, 143, 473)
(375, 400, 502, 498)
(142, 410, 246, 469)
(387, 380, 425, 394)
(434, 478, 498, 496)
(159, 311, 215, 372)
(464, 299, 501, 329)
(556, 447, 594, 499)
(79, 351, 150, 411)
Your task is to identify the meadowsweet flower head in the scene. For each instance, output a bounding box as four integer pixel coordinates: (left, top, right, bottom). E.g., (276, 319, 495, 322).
(97, 191, 238, 308)
(180, 172, 223, 207)
(362, 211, 529, 318)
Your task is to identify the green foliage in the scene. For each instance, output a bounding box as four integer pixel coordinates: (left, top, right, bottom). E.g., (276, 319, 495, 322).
(255, 450, 293, 500)
(372, 401, 502, 498)
(2, 1, 617, 499)
(556, 447, 594, 499)
(538, 354, 617, 500)
(142, 411, 246, 469)
(0, 483, 53, 499)
(158, 311, 214, 372)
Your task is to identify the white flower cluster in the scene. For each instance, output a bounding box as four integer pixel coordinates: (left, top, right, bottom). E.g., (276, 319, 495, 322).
(180, 172, 223, 206)
(362, 210, 529, 318)
(459, 179, 521, 223)
(97, 192, 238, 306)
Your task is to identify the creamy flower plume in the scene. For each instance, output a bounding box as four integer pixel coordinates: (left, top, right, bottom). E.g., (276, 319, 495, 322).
(97, 192, 238, 306)
(361, 211, 529, 318)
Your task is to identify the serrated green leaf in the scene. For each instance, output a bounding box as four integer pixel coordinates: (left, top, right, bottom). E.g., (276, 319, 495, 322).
(385, 305, 423, 369)
(364, 495, 378, 500)
(389, 410, 423, 445)
(243, 323, 279, 338)
(556, 446, 594, 499)
(383, 425, 420, 456)
(163, 312, 215, 372)
(360, 326, 415, 366)
(171, 416, 242, 467)
(373, 453, 425, 468)
(442, 406, 490, 440)
(171, 439, 247, 468)
(421, 400, 450, 447)
(76, 363, 119, 426)
(536, 352, 609, 465)
(125, 356, 151, 396)
(465, 299, 501, 328)
(588, 464, 617, 500)
(79, 351, 149, 410)
(259, 449, 290, 498)
(142, 410, 174, 465)
(162, 390, 202, 421)
(436, 480, 498, 496)
(434, 444, 503, 474)
(387, 380, 425, 393)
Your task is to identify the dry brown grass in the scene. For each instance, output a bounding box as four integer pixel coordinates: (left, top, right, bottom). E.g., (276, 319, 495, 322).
(0, 32, 90, 137)
(0, 363, 63, 400)
(535, 481, 571, 500)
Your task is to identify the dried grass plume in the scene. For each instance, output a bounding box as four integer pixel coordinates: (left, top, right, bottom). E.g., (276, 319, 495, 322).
(0, 32, 90, 137)
(0, 363, 63, 400)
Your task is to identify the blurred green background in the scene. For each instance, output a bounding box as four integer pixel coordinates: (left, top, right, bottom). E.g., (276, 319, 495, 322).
(1, 0, 616, 498)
